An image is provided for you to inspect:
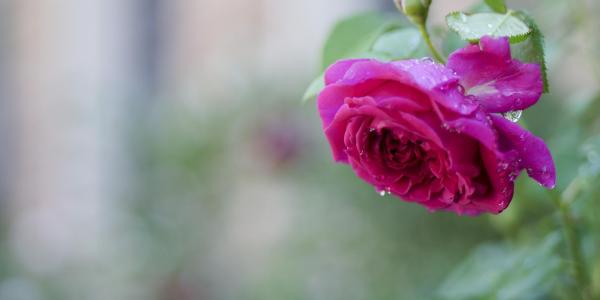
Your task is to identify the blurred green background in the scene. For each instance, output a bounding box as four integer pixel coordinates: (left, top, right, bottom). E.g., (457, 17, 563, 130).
(0, 0, 599, 299)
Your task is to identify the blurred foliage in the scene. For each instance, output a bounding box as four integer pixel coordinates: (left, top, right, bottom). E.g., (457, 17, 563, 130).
(321, 12, 403, 70)
(438, 232, 563, 300)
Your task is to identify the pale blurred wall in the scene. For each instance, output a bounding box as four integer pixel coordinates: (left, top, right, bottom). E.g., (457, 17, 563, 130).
(5, 0, 152, 299)
(157, 0, 378, 107)
(0, 0, 388, 299)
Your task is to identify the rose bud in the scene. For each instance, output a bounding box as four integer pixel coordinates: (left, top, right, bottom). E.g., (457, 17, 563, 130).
(394, 0, 431, 25)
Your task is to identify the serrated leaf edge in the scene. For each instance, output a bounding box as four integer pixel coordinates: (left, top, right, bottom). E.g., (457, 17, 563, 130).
(445, 11, 532, 44)
(512, 10, 549, 93)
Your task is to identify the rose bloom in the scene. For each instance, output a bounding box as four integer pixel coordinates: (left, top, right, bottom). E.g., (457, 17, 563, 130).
(317, 36, 555, 215)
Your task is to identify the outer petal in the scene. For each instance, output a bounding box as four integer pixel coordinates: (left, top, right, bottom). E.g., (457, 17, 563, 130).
(491, 115, 556, 188)
(323, 97, 379, 162)
(468, 145, 515, 214)
(447, 36, 543, 113)
(324, 58, 371, 85)
(318, 77, 384, 127)
(346, 59, 479, 115)
(445, 111, 497, 153)
(317, 59, 478, 128)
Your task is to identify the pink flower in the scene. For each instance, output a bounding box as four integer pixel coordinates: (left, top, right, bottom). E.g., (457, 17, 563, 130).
(317, 36, 555, 215)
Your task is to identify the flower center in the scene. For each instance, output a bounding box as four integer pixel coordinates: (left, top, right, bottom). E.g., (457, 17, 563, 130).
(375, 128, 430, 173)
(387, 132, 419, 168)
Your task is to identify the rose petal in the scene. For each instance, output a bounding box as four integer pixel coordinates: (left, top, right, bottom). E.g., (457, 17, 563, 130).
(447, 36, 543, 113)
(354, 59, 479, 115)
(445, 112, 497, 152)
(324, 58, 371, 85)
(324, 97, 378, 162)
(468, 145, 515, 214)
(317, 59, 478, 129)
(491, 115, 556, 188)
(318, 79, 385, 127)
(376, 96, 429, 113)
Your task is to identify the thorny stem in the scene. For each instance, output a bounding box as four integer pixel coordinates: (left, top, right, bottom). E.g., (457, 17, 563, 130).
(549, 187, 591, 300)
(417, 23, 446, 64)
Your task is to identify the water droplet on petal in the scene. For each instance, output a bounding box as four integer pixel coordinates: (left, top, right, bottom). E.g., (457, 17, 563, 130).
(497, 162, 509, 172)
(502, 110, 522, 122)
(379, 190, 386, 196)
(420, 57, 434, 64)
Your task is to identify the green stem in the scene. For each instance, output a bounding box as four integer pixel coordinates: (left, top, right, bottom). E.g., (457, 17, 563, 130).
(417, 23, 446, 64)
(549, 188, 590, 299)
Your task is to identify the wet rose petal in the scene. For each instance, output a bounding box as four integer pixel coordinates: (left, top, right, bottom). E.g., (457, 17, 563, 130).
(491, 115, 556, 188)
(447, 36, 543, 113)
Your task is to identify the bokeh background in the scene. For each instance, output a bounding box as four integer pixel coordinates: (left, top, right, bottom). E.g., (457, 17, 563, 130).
(0, 0, 599, 299)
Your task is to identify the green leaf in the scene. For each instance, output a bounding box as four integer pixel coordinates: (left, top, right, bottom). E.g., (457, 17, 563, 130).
(442, 31, 467, 56)
(371, 28, 424, 60)
(321, 12, 399, 70)
(445, 11, 531, 44)
(302, 74, 324, 102)
(466, 1, 494, 13)
(512, 11, 550, 93)
(438, 233, 563, 299)
(484, 0, 507, 13)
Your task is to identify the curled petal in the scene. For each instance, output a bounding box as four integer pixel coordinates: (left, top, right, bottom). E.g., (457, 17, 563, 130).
(318, 78, 384, 127)
(323, 97, 378, 162)
(470, 145, 515, 214)
(491, 115, 556, 189)
(447, 36, 543, 113)
(324, 59, 371, 85)
(445, 112, 497, 153)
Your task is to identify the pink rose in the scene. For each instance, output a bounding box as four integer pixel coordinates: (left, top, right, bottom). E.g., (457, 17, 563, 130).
(317, 36, 555, 215)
